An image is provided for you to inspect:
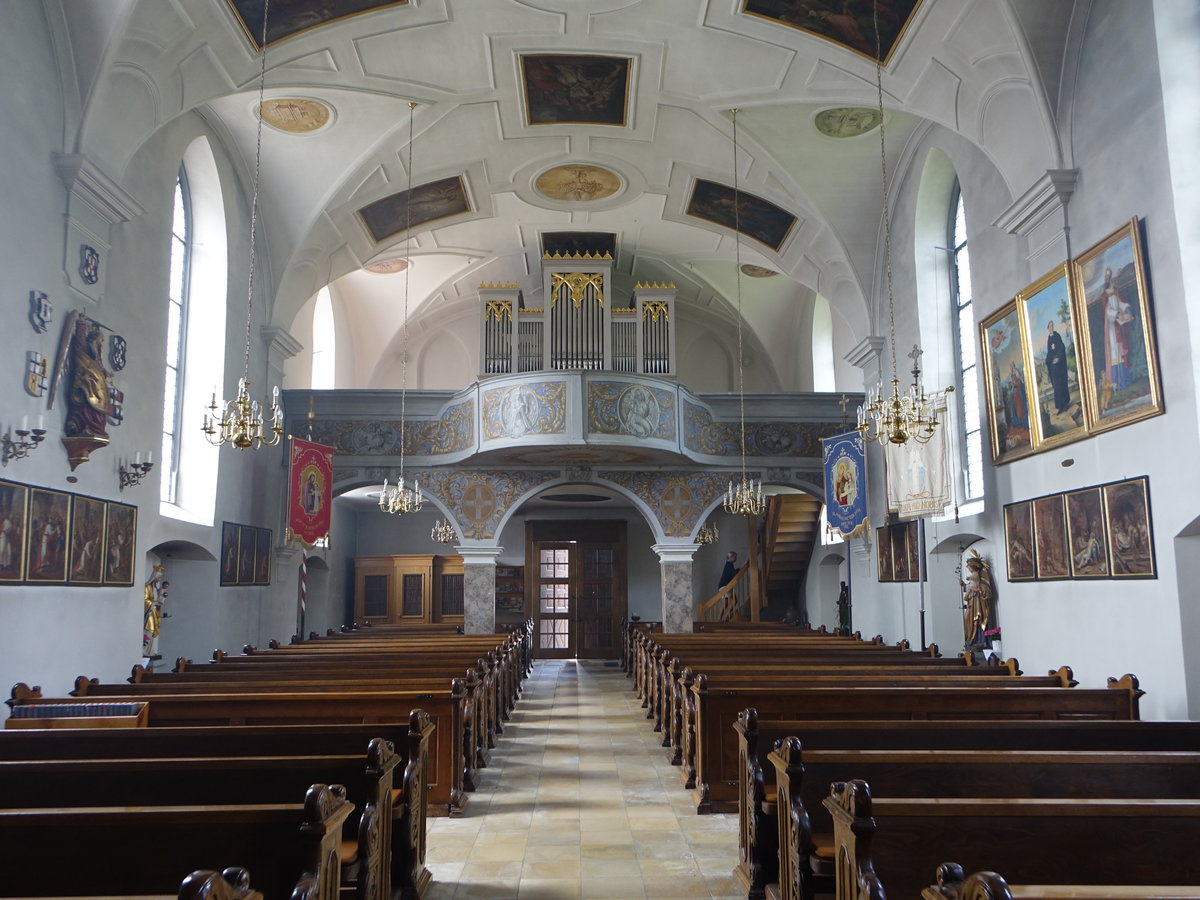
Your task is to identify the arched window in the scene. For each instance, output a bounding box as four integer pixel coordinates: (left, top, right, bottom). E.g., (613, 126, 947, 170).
(311, 286, 335, 389)
(949, 183, 983, 501)
(161, 167, 191, 503)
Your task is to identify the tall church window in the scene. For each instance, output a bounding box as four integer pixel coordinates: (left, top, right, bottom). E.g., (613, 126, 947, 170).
(311, 286, 335, 389)
(161, 167, 191, 503)
(950, 184, 983, 500)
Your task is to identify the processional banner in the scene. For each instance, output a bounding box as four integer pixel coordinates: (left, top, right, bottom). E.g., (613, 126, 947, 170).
(287, 437, 335, 547)
(822, 430, 869, 539)
(883, 400, 952, 519)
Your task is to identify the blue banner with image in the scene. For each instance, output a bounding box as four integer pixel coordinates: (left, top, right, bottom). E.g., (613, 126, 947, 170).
(822, 430, 870, 539)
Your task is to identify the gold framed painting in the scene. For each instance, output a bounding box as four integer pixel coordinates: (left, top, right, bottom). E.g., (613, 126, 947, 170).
(979, 300, 1034, 464)
(68, 494, 106, 585)
(1065, 486, 1109, 579)
(26, 487, 70, 584)
(220, 521, 240, 586)
(1103, 476, 1156, 578)
(1071, 218, 1163, 434)
(1016, 264, 1088, 450)
(0, 479, 30, 584)
(1003, 500, 1035, 582)
(102, 501, 137, 586)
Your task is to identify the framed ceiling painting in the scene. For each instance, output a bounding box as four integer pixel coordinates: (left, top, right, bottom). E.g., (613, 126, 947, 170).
(521, 54, 631, 127)
(979, 300, 1034, 464)
(1103, 476, 1156, 578)
(226, 0, 410, 49)
(740, 0, 923, 65)
(1071, 218, 1163, 434)
(1031, 493, 1070, 580)
(686, 179, 797, 252)
(1016, 264, 1088, 450)
(1003, 500, 1035, 582)
(1065, 486, 1110, 579)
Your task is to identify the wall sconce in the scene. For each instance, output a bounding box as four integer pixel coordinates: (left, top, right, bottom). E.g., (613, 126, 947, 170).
(2, 416, 46, 466)
(119, 451, 154, 491)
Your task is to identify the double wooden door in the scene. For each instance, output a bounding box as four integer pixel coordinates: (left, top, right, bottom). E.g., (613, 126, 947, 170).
(526, 520, 626, 659)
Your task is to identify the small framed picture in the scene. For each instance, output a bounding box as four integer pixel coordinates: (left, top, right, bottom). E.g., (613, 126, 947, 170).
(890, 524, 911, 582)
(220, 521, 240, 586)
(0, 479, 30, 584)
(1103, 476, 1156, 578)
(102, 501, 137, 586)
(238, 524, 256, 585)
(1032, 494, 1070, 580)
(254, 526, 272, 585)
(1003, 500, 1035, 582)
(69, 494, 107, 585)
(1072, 218, 1163, 434)
(876, 527, 894, 582)
(979, 300, 1034, 464)
(1016, 264, 1088, 450)
(1065, 486, 1110, 579)
(26, 487, 71, 584)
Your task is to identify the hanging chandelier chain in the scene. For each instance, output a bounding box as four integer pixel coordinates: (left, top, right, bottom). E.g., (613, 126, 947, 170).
(731, 108, 748, 482)
(872, 0, 898, 385)
(243, 0, 270, 381)
(399, 100, 416, 483)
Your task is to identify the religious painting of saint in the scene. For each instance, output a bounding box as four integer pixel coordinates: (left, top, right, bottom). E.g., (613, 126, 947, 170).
(520, 54, 631, 126)
(68, 494, 106, 586)
(25, 487, 70, 584)
(0, 479, 30, 584)
(220, 521, 240, 587)
(1103, 476, 1156, 579)
(1065, 487, 1109, 579)
(1016, 264, 1087, 450)
(1032, 494, 1070, 580)
(254, 527, 272, 585)
(1072, 218, 1163, 434)
(226, 0, 409, 49)
(1003, 500, 1035, 582)
(102, 501, 137, 587)
(741, 0, 922, 64)
(686, 179, 797, 252)
(979, 300, 1034, 464)
(876, 526, 893, 583)
(357, 176, 471, 243)
(238, 525, 257, 585)
(905, 521, 921, 582)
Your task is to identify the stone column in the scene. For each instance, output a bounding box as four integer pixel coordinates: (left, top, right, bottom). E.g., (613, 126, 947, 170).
(653, 543, 700, 633)
(457, 546, 503, 634)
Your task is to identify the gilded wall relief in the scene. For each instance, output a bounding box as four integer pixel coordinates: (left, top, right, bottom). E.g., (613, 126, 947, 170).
(482, 383, 567, 440)
(422, 470, 559, 540)
(588, 382, 675, 440)
(599, 471, 733, 537)
(306, 400, 474, 457)
(535, 165, 622, 202)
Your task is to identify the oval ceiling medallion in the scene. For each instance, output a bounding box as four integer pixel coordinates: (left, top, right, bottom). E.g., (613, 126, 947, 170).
(740, 264, 778, 278)
(535, 164, 622, 202)
(258, 98, 332, 134)
(814, 106, 882, 139)
(363, 258, 409, 275)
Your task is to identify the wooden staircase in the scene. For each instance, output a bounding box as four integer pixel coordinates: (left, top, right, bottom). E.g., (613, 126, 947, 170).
(762, 493, 823, 609)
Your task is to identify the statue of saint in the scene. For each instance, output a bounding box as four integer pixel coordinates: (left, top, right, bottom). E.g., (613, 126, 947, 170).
(960, 550, 995, 649)
(836, 581, 851, 636)
(143, 565, 169, 655)
(63, 313, 113, 439)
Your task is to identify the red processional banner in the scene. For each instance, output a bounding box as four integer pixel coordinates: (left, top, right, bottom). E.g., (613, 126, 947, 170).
(287, 437, 335, 547)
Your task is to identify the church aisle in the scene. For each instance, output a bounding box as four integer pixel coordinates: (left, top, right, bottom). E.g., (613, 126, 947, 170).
(425, 658, 742, 899)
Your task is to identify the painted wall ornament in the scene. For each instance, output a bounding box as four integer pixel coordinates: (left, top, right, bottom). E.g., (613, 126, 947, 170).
(600, 470, 733, 537)
(108, 334, 127, 371)
(482, 383, 566, 441)
(28, 291, 52, 333)
(422, 469, 558, 539)
(588, 382, 674, 440)
(25, 353, 48, 398)
(78, 245, 100, 285)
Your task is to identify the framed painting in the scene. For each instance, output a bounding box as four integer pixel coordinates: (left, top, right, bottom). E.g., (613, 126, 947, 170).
(357, 176, 471, 243)
(68, 494, 106, 585)
(686, 179, 797, 252)
(1072, 218, 1163, 434)
(1003, 500, 1035, 581)
(26, 487, 70, 584)
(102, 501, 137, 586)
(238, 524, 257, 585)
(521, 54, 631, 126)
(876, 527, 894, 582)
(1065, 486, 1109, 579)
(254, 526, 272, 586)
(220, 521, 240, 586)
(1016, 264, 1088, 450)
(1032, 494, 1070, 580)
(890, 523, 910, 583)
(226, 0, 409, 49)
(740, 0, 923, 65)
(0, 479, 30, 584)
(1103, 476, 1156, 578)
(979, 300, 1034, 464)
(905, 521, 921, 582)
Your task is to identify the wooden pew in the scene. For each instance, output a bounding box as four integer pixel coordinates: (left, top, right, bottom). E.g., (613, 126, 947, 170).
(924, 864, 1200, 900)
(821, 780, 1200, 900)
(0, 727, 432, 900)
(686, 674, 1143, 813)
(8, 682, 469, 817)
(0, 783, 352, 899)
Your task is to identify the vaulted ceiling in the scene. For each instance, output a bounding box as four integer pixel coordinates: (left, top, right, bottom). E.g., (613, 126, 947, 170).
(52, 0, 1072, 393)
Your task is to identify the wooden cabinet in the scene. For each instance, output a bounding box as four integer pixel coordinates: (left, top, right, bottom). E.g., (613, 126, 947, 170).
(354, 555, 464, 625)
(495, 565, 525, 624)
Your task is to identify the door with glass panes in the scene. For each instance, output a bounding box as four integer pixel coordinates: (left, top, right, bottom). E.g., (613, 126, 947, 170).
(527, 521, 626, 659)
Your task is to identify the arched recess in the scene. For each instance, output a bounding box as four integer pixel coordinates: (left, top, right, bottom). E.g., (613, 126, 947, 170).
(677, 331, 734, 393)
(815, 553, 847, 632)
(144, 539, 217, 669)
(913, 147, 959, 393)
(1174, 515, 1200, 718)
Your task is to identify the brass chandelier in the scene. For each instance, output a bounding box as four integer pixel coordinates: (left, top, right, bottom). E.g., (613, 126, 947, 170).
(856, 4, 950, 447)
(696, 520, 719, 545)
(431, 518, 456, 544)
(203, 0, 282, 451)
(379, 102, 424, 516)
(723, 108, 765, 518)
